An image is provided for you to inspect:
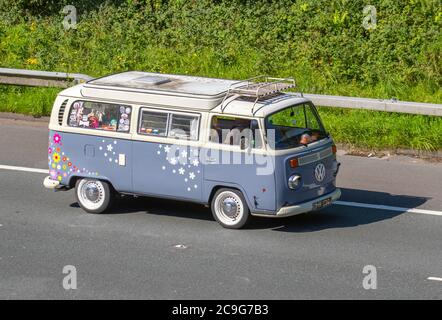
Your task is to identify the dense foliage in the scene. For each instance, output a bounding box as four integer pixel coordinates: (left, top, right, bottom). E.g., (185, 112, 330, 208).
(0, 0, 440, 150)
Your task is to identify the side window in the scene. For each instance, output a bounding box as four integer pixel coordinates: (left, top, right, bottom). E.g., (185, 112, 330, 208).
(138, 109, 200, 140)
(138, 110, 168, 136)
(210, 116, 262, 149)
(169, 114, 199, 140)
(68, 101, 131, 132)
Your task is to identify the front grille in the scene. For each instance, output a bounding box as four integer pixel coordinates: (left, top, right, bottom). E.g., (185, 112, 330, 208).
(298, 147, 332, 166)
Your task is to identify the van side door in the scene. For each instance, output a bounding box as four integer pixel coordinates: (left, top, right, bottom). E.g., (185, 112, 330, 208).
(132, 108, 203, 201)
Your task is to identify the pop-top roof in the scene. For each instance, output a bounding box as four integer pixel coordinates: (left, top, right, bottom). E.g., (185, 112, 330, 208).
(86, 71, 238, 97)
(66, 71, 305, 116)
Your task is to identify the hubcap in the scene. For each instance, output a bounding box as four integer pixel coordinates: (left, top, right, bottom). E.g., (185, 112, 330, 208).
(85, 184, 100, 202)
(214, 191, 243, 225)
(222, 198, 238, 218)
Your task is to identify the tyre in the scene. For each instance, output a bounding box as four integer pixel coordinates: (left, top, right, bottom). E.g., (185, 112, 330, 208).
(211, 188, 250, 229)
(75, 178, 114, 214)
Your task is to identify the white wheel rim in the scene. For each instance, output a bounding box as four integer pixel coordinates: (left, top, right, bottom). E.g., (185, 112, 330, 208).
(77, 179, 105, 211)
(214, 191, 244, 226)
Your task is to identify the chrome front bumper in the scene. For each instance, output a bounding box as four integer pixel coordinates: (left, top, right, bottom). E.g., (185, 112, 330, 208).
(252, 188, 341, 218)
(276, 188, 341, 217)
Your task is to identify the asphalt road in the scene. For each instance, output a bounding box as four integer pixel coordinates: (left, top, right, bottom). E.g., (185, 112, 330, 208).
(0, 118, 441, 299)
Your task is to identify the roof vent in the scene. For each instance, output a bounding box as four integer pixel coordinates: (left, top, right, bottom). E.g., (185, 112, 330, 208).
(134, 75, 171, 85)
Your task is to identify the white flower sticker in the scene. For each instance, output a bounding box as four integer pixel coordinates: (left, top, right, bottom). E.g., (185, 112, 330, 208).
(169, 157, 178, 165)
(159, 145, 200, 192)
(107, 144, 113, 152)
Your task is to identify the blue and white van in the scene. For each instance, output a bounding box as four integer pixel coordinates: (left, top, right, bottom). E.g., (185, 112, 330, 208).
(43, 72, 341, 228)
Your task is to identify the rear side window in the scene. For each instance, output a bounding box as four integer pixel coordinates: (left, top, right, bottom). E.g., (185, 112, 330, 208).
(68, 101, 131, 132)
(138, 109, 200, 140)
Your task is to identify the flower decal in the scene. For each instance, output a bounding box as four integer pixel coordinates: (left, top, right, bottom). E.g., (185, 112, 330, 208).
(50, 170, 57, 179)
(53, 133, 61, 144)
(47, 132, 102, 183)
(52, 153, 61, 163)
(157, 144, 201, 192)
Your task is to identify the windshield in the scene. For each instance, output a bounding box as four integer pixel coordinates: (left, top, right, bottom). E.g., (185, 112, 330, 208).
(265, 103, 328, 150)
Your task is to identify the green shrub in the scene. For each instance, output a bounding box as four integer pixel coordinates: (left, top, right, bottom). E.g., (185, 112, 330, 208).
(0, 0, 440, 150)
(1, 0, 440, 91)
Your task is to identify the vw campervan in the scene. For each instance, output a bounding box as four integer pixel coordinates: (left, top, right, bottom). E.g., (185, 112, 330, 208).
(44, 72, 341, 228)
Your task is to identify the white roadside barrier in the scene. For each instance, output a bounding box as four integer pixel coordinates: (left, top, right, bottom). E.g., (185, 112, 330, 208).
(1, 67, 441, 116)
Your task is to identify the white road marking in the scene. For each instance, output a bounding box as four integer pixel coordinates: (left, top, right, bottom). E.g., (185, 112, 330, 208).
(0, 164, 48, 174)
(334, 201, 442, 216)
(0, 164, 441, 217)
(427, 277, 442, 282)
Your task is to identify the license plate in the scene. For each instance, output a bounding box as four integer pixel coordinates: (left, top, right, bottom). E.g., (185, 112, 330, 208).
(313, 197, 332, 210)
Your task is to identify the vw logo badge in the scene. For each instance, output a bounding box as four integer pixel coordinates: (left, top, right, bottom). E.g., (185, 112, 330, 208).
(314, 163, 326, 182)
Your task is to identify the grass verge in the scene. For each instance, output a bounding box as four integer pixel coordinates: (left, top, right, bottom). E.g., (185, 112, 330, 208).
(0, 85, 59, 117)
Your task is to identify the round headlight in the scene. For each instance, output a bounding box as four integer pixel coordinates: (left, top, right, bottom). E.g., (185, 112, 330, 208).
(288, 174, 302, 189)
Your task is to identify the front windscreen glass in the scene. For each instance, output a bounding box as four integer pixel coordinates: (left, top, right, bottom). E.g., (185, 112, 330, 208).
(265, 103, 328, 150)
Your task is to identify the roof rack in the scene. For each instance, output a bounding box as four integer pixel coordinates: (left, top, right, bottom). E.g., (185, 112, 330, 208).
(220, 76, 296, 114)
